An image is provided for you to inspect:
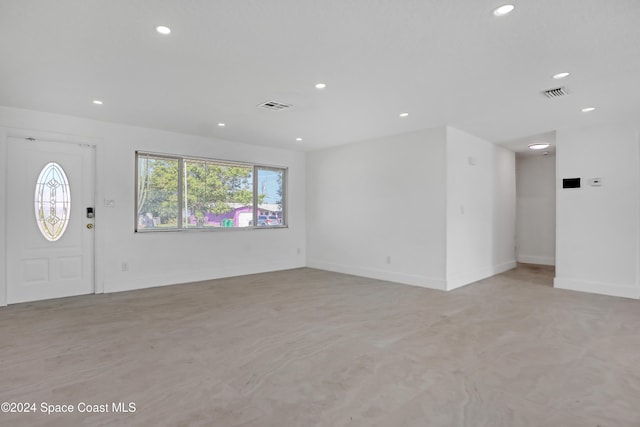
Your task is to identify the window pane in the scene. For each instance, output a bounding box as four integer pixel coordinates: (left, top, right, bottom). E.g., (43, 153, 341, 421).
(184, 160, 254, 228)
(34, 162, 71, 241)
(135, 152, 287, 232)
(137, 155, 179, 229)
(256, 168, 285, 226)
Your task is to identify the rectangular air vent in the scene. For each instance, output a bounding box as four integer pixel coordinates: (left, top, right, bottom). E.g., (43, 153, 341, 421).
(542, 87, 569, 98)
(258, 100, 292, 111)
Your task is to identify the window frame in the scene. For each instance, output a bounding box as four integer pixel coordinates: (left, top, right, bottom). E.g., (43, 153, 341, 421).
(135, 151, 288, 232)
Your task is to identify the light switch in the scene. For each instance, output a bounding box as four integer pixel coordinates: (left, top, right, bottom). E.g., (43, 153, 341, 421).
(104, 199, 115, 208)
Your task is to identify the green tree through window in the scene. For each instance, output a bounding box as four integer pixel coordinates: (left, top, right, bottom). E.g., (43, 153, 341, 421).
(136, 152, 285, 230)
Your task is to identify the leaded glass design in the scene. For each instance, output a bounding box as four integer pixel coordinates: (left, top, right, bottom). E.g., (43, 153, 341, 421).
(34, 162, 71, 241)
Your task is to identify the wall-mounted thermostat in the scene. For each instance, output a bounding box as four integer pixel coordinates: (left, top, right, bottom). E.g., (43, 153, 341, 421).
(562, 178, 581, 189)
(589, 178, 602, 186)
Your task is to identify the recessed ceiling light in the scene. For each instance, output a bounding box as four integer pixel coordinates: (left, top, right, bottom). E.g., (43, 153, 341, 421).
(217, 123, 226, 127)
(553, 72, 570, 79)
(399, 112, 409, 117)
(296, 137, 303, 142)
(156, 25, 171, 35)
(493, 4, 515, 16)
(315, 83, 326, 89)
(528, 143, 550, 150)
(581, 107, 596, 113)
(92, 100, 103, 105)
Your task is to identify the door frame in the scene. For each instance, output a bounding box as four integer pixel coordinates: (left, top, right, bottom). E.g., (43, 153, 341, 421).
(1, 128, 103, 307)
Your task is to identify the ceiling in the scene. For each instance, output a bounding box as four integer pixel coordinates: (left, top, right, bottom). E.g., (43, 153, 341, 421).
(507, 131, 556, 158)
(1, 1, 639, 152)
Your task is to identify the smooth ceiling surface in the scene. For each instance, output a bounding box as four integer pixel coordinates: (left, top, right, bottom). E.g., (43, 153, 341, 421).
(0, 0, 639, 151)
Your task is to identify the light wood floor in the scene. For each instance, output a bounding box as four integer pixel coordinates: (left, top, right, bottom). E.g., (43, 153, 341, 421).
(1, 264, 638, 426)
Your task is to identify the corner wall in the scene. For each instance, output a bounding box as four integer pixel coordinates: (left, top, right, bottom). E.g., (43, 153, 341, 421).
(445, 127, 516, 290)
(555, 122, 640, 299)
(306, 125, 517, 292)
(306, 128, 448, 289)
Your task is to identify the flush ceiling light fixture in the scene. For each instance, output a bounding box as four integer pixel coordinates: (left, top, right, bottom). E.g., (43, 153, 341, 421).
(528, 143, 550, 150)
(156, 25, 171, 35)
(315, 83, 326, 89)
(581, 107, 596, 112)
(399, 112, 409, 117)
(493, 4, 515, 16)
(553, 72, 570, 79)
(296, 137, 303, 142)
(217, 123, 226, 127)
(92, 100, 103, 105)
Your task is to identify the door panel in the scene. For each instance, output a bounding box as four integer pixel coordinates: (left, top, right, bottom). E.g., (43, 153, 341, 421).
(6, 137, 95, 304)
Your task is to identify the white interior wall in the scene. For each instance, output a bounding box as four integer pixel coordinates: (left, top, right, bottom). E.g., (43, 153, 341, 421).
(515, 154, 556, 265)
(0, 106, 306, 305)
(8, 105, 636, 303)
(445, 127, 516, 290)
(306, 128, 448, 289)
(555, 122, 640, 299)
(492, 145, 518, 273)
(306, 125, 516, 292)
(0, 126, 7, 306)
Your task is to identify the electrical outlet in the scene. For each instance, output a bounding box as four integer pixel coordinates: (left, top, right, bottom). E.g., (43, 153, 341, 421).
(121, 262, 128, 272)
(386, 255, 391, 264)
(297, 248, 301, 255)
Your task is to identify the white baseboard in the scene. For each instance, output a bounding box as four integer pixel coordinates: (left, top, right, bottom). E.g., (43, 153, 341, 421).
(306, 259, 447, 291)
(446, 260, 517, 291)
(495, 260, 517, 274)
(517, 254, 556, 266)
(104, 260, 305, 294)
(554, 277, 639, 299)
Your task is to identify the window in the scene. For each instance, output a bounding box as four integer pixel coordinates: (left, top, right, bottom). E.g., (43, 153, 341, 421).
(135, 152, 286, 231)
(34, 162, 71, 241)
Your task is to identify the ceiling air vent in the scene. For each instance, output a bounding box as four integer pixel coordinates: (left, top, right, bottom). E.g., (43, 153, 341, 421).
(542, 87, 569, 98)
(258, 100, 292, 111)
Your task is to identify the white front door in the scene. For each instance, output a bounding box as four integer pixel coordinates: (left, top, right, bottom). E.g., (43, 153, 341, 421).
(6, 137, 95, 304)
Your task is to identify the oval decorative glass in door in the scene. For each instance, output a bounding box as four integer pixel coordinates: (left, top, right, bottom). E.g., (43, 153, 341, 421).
(34, 162, 71, 241)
